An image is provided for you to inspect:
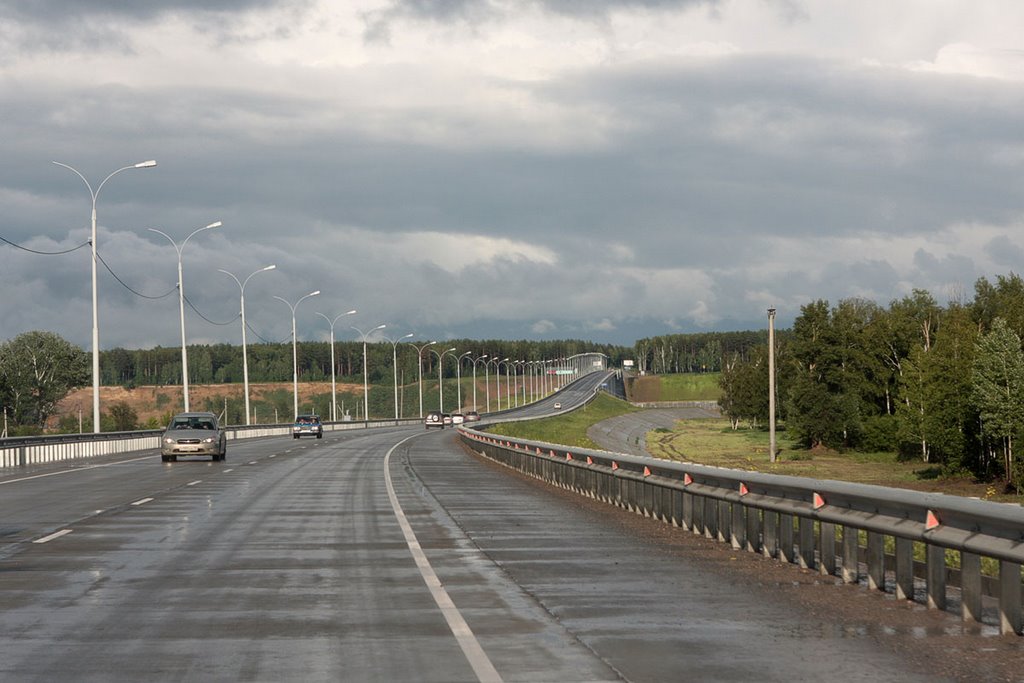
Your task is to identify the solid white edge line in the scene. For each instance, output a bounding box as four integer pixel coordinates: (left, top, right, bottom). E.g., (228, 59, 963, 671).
(384, 435, 503, 683)
(187, 480, 202, 486)
(34, 529, 73, 544)
(131, 497, 154, 506)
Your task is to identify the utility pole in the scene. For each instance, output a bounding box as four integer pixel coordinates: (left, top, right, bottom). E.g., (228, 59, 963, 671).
(768, 307, 777, 463)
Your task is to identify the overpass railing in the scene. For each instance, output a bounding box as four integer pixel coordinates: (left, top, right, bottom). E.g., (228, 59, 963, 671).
(458, 427, 1024, 636)
(0, 418, 421, 468)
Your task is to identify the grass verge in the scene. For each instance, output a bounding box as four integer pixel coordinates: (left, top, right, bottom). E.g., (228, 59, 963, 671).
(487, 393, 639, 449)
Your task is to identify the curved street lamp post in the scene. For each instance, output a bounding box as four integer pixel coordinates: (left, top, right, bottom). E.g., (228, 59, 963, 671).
(315, 309, 357, 422)
(430, 347, 457, 413)
(353, 324, 387, 422)
(455, 351, 473, 413)
(383, 333, 414, 419)
(274, 290, 320, 421)
(471, 355, 489, 412)
(149, 221, 222, 413)
(408, 341, 436, 418)
(52, 159, 157, 432)
(219, 265, 276, 425)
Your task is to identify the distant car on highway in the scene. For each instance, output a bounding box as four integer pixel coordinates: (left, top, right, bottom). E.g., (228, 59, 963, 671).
(451, 413, 465, 425)
(553, 402, 562, 410)
(464, 410, 480, 422)
(161, 411, 226, 462)
(425, 411, 447, 429)
(292, 414, 323, 439)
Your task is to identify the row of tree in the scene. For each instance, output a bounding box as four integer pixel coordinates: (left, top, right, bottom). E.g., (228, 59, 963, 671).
(0, 332, 631, 432)
(633, 331, 768, 374)
(716, 274, 1024, 489)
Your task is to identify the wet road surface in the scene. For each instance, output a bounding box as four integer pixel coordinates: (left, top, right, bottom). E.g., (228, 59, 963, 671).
(0, 410, 980, 681)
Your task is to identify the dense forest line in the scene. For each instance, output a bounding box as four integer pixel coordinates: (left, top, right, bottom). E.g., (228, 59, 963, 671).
(98, 338, 631, 389)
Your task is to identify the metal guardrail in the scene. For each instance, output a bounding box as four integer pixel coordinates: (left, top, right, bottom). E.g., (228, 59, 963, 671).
(458, 427, 1024, 636)
(0, 418, 422, 468)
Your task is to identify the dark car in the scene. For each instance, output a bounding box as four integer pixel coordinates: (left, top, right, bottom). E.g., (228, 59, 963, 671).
(161, 411, 227, 462)
(293, 414, 323, 439)
(425, 411, 448, 429)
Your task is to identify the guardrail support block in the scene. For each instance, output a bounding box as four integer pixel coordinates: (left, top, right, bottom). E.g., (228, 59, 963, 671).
(961, 551, 982, 624)
(819, 522, 836, 576)
(999, 560, 1022, 635)
(867, 531, 885, 591)
(682, 491, 693, 531)
(895, 537, 914, 601)
(717, 500, 730, 543)
(841, 526, 859, 584)
(926, 544, 947, 610)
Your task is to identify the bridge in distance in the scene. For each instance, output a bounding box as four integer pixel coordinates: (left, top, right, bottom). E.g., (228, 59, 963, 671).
(0, 371, 1015, 681)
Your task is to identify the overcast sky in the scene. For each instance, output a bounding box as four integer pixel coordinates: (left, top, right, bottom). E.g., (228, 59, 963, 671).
(1, 0, 1022, 350)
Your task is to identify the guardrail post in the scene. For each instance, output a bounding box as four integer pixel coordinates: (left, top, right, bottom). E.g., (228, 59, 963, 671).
(671, 489, 683, 527)
(704, 497, 718, 540)
(841, 526, 859, 583)
(779, 513, 794, 563)
(999, 561, 1022, 635)
(895, 537, 914, 601)
(682, 491, 693, 531)
(927, 544, 947, 610)
(797, 517, 815, 569)
(745, 506, 761, 554)
(961, 551, 983, 624)
(763, 510, 778, 559)
(731, 503, 745, 550)
(819, 522, 836, 576)
(717, 500, 729, 543)
(867, 532, 885, 591)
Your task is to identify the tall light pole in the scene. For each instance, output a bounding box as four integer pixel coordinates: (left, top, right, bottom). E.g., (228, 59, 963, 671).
(430, 347, 457, 412)
(497, 359, 513, 410)
(383, 333, 414, 419)
(408, 341, 436, 418)
(149, 221, 222, 412)
(471, 354, 489, 411)
(353, 324, 386, 422)
(219, 264, 276, 425)
(315, 309, 357, 422)
(455, 351, 473, 412)
(768, 307, 778, 464)
(274, 290, 320, 421)
(53, 159, 156, 432)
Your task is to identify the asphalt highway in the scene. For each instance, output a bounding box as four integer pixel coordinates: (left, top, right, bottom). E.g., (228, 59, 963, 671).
(0, 381, 956, 682)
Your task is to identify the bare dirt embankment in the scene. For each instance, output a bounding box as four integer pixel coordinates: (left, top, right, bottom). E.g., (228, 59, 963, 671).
(54, 382, 362, 426)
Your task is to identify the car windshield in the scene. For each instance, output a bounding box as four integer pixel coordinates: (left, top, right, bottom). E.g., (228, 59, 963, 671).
(170, 417, 215, 430)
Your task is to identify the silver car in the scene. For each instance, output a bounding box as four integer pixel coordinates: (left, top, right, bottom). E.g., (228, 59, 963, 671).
(161, 411, 227, 462)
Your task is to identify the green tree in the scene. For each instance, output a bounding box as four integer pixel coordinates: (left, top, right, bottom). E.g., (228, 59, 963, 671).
(106, 401, 139, 431)
(0, 331, 89, 428)
(971, 318, 1024, 486)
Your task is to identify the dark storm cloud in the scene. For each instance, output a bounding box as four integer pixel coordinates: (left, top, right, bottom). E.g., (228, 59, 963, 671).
(0, 0, 285, 22)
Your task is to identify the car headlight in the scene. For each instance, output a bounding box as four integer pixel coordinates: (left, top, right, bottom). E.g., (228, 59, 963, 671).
(163, 437, 174, 444)
(202, 437, 215, 444)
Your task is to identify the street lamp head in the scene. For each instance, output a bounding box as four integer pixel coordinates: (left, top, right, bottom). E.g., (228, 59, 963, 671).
(134, 160, 157, 168)
(309, 290, 321, 297)
(206, 221, 223, 229)
(402, 333, 414, 340)
(375, 324, 387, 331)
(346, 309, 357, 315)
(263, 264, 277, 272)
